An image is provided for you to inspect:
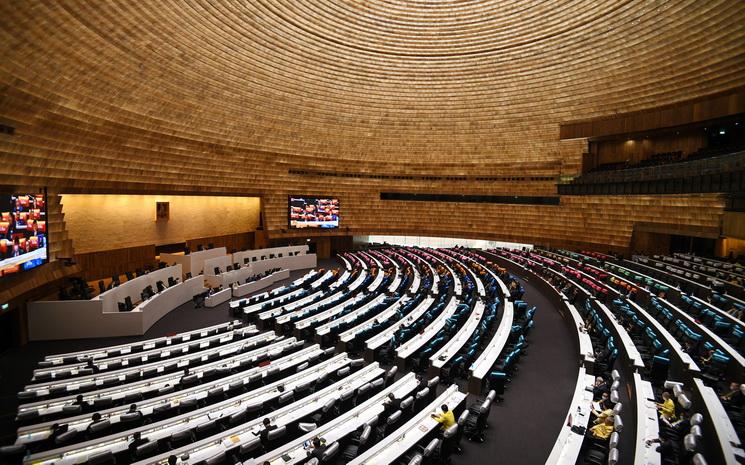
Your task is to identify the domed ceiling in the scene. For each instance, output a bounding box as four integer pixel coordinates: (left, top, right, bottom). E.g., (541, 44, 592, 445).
(0, 0, 743, 168)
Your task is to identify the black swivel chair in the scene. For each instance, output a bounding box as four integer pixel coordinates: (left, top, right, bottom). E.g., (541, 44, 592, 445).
(195, 419, 219, 439)
(341, 425, 372, 460)
(205, 451, 226, 465)
(0, 445, 26, 465)
(87, 419, 112, 439)
(236, 437, 261, 461)
(265, 425, 287, 451)
(169, 429, 195, 449)
(320, 442, 340, 463)
(133, 441, 159, 460)
(87, 450, 116, 465)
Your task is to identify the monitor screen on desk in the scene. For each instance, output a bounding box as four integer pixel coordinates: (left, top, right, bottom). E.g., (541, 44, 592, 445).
(289, 197, 339, 229)
(0, 191, 48, 278)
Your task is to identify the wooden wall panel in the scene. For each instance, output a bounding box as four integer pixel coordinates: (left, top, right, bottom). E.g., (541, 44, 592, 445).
(75, 245, 157, 282)
(594, 131, 707, 165)
(561, 88, 745, 140)
(723, 212, 745, 240)
(262, 191, 727, 253)
(185, 232, 255, 255)
(61, 195, 260, 254)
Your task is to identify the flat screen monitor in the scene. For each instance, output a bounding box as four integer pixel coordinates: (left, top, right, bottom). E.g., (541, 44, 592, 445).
(0, 192, 48, 277)
(289, 197, 339, 229)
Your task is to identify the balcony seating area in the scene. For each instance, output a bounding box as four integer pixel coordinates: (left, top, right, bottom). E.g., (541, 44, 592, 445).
(559, 148, 745, 195)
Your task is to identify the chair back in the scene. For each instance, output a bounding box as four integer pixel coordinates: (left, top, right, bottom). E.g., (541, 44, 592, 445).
(239, 437, 261, 455)
(88, 451, 114, 465)
(89, 419, 111, 435)
(205, 451, 226, 465)
(422, 438, 440, 458)
(406, 454, 422, 465)
(135, 441, 158, 458)
(607, 448, 619, 465)
(321, 441, 340, 462)
(692, 453, 708, 465)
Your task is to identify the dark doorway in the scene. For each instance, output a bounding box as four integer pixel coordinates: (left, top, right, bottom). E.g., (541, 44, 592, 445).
(670, 235, 716, 256)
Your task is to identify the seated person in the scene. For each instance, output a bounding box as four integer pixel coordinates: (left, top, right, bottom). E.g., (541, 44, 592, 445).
(49, 423, 69, 442)
(660, 409, 689, 433)
(655, 392, 676, 421)
(179, 368, 191, 385)
(720, 382, 744, 408)
(588, 416, 614, 441)
(646, 436, 675, 455)
(86, 358, 99, 373)
(127, 403, 144, 420)
(72, 394, 90, 409)
(416, 374, 428, 390)
(595, 391, 613, 411)
(382, 393, 401, 414)
(86, 412, 104, 434)
(590, 404, 613, 425)
(431, 404, 455, 430)
(306, 437, 327, 460)
(252, 418, 276, 445)
(128, 431, 149, 454)
(591, 377, 608, 401)
(699, 349, 716, 367)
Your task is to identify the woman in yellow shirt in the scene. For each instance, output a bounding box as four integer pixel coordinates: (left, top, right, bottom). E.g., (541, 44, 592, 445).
(590, 406, 614, 425)
(656, 392, 676, 420)
(589, 417, 615, 440)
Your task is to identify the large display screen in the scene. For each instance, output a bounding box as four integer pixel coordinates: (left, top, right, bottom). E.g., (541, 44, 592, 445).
(0, 192, 48, 277)
(289, 197, 340, 229)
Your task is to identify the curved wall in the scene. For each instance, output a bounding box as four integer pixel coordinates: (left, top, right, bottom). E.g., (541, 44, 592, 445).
(0, 1, 742, 251)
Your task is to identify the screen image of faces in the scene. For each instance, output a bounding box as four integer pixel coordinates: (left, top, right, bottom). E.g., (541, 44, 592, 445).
(0, 193, 48, 276)
(289, 197, 340, 229)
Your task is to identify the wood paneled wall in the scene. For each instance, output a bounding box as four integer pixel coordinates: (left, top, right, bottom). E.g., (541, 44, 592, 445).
(561, 88, 745, 140)
(263, 192, 727, 253)
(592, 131, 707, 166)
(75, 245, 157, 282)
(61, 195, 260, 254)
(186, 232, 255, 255)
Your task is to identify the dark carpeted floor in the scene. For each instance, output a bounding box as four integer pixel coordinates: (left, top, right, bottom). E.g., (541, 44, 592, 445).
(448, 268, 578, 465)
(0, 256, 578, 464)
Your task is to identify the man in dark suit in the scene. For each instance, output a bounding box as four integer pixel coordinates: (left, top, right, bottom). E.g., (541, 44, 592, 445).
(591, 376, 608, 401)
(128, 431, 149, 455)
(382, 393, 401, 414)
(73, 394, 90, 410)
(307, 437, 326, 460)
(252, 417, 277, 447)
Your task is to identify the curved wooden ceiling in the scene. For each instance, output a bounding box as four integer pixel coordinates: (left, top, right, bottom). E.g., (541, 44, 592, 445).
(0, 0, 743, 171)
